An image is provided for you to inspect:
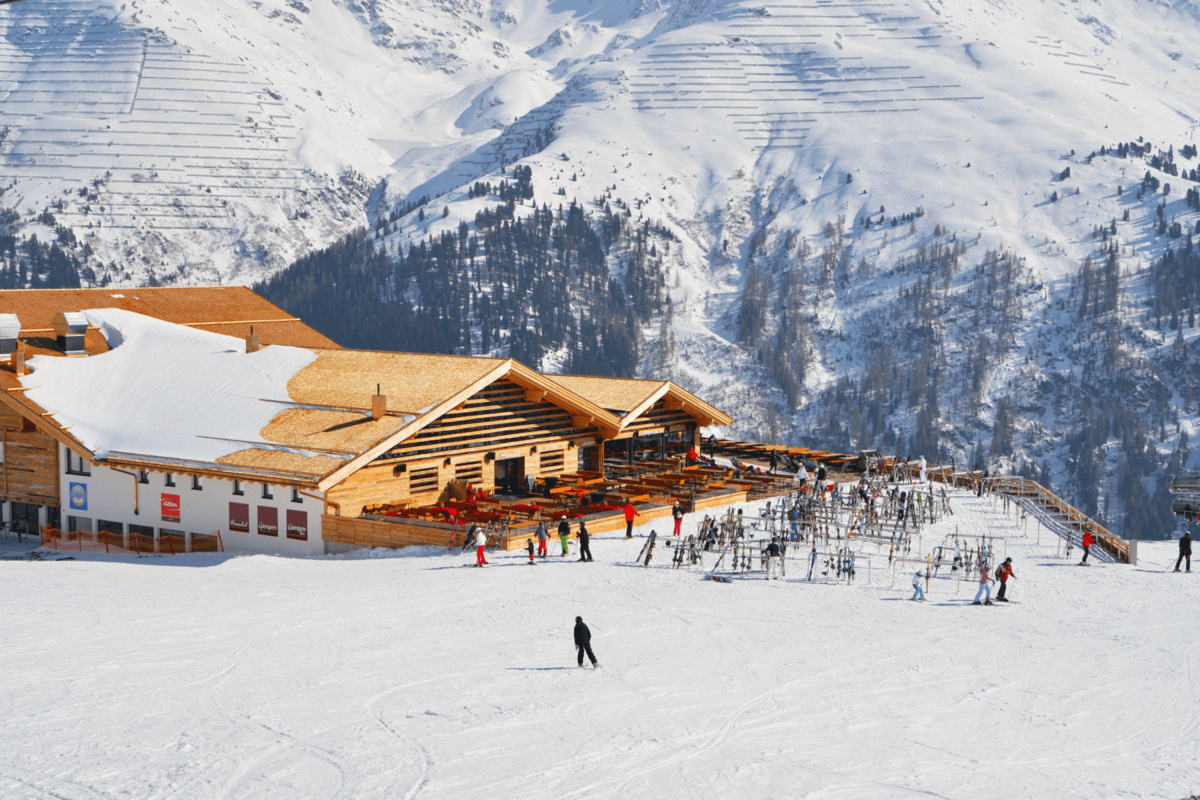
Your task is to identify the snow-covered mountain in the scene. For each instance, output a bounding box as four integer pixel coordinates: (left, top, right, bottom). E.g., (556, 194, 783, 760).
(6, 0, 1200, 535)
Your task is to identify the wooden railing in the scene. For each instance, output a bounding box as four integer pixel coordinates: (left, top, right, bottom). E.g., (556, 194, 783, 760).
(977, 476, 1129, 563)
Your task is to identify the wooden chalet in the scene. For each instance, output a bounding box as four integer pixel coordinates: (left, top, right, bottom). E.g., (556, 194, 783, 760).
(0, 287, 736, 555)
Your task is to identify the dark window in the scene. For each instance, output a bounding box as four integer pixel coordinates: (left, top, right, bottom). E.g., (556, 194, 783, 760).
(232, 479, 244, 496)
(290, 487, 303, 504)
(164, 473, 175, 487)
(97, 520, 123, 536)
(192, 475, 203, 491)
(65, 449, 91, 476)
(262, 483, 273, 500)
(138, 470, 149, 484)
(67, 515, 93, 532)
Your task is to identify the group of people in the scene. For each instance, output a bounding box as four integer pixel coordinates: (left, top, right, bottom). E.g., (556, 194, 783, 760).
(909, 557, 1017, 604)
(525, 517, 594, 564)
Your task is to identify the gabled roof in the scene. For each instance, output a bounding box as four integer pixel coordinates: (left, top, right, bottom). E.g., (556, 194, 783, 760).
(550, 374, 732, 429)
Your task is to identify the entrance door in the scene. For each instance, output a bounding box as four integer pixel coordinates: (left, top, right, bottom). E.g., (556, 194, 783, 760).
(494, 458, 524, 496)
(11, 502, 40, 538)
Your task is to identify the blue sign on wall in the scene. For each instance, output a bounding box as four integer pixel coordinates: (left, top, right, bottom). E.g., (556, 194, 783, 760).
(69, 482, 87, 511)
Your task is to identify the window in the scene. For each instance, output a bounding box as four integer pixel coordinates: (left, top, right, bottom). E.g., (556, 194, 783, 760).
(290, 487, 303, 504)
(232, 479, 244, 497)
(454, 461, 483, 484)
(540, 450, 565, 474)
(164, 473, 175, 487)
(409, 466, 438, 495)
(262, 483, 273, 500)
(97, 520, 123, 536)
(191, 475, 203, 491)
(66, 449, 91, 476)
(67, 515, 93, 532)
(138, 470, 149, 485)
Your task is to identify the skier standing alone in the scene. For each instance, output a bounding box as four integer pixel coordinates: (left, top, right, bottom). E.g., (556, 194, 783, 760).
(995, 557, 1016, 602)
(475, 526, 488, 566)
(574, 616, 598, 669)
(766, 537, 782, 580)
(1080, 526, 1094, 565)
(623, 501, 640, 539)
(911, 569, 926, 601)
(1176, 527, 1192, 573)
(672, 500, 685, 537)
(577, 520, 594, 562)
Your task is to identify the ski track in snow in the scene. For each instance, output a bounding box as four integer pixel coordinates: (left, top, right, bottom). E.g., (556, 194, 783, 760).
(0, 488, 1197, 799)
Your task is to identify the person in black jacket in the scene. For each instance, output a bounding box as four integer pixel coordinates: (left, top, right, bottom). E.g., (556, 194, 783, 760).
(574, 616, 598, 668)
(557, 517, 571, 556)
(1175, 529, 1192, 573)
(577, 520, 593, 562)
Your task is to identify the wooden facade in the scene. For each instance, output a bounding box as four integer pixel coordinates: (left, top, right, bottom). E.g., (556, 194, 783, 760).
(0, 404, 59, 506)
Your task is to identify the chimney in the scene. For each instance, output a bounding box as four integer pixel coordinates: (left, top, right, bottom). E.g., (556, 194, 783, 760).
(9, 346, 24, 377)
(0, 314, 20, 356)
(372, 383, 387, 420)
(52, 312, 87, 354)
(246, 325, 260, 354)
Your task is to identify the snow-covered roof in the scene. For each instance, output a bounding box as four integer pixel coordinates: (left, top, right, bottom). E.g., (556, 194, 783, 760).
(23, 308, 320, 467)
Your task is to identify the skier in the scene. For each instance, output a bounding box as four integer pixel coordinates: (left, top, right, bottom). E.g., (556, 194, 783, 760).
(535, 519, 549, 558)
(475, 525, 488, 566)
(795, 463, 809, 495)
(766, 537, 782, 580)
(526, 537, 536, 564)
(1175, 527, 1192, 573)
(623, 501, 640, 539)
(972, 560, 994, 605)
(577, 520, 594, 562)
(574, 616, 598, 669)
(557, 517, 571, 556)
(911, 569, 926, 601)
(1080, 526, 1094, 565)
(672, 500, 685, 537)
(816, 464, 827, 497)
(995, 557, 1016, 602)
(918, 455, 927, 483)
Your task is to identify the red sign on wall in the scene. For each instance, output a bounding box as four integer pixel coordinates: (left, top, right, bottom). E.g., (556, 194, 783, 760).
(257, 506, 278, 537)
(286, 509, 308, 541)
(161, 493, 181, 523)
(229, 502, 249, 533)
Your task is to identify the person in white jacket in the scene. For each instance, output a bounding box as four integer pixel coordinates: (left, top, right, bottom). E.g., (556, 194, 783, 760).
(475, 526, 489, 566)
(911, 569, 926, 601)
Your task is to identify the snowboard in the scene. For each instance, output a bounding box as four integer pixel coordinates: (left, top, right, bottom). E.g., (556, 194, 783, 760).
(710, 574, 732, 583)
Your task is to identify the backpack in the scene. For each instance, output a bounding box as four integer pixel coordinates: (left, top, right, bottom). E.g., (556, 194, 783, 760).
(995, 566, 1005, 581)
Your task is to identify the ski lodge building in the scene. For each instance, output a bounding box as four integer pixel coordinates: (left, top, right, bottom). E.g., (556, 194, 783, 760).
(0, 287, 731, 554)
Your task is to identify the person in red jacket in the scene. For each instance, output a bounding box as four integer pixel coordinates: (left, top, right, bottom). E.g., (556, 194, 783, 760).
(995, 557, 1016, 602)
(1081, 526, 1094, 565)
(623, 501, 640, 539)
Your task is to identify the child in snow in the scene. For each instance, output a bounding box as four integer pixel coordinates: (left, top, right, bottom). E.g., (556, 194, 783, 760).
(973, 561, 993, 605)
(672, 500, 684, 536)
(911, 570, 926, 601)
(536, 519, 549, 558)
(526, 538, 535, 564)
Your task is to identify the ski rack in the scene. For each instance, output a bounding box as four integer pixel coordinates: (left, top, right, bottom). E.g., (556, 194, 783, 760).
(801, 546, 872, 584)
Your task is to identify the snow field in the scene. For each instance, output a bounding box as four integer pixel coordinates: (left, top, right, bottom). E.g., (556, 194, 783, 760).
(0, 486, 1196, 799)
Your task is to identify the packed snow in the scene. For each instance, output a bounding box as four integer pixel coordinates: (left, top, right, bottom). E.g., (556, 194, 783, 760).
(22, 309, 316, 462)
(1, 486, 1196, 799)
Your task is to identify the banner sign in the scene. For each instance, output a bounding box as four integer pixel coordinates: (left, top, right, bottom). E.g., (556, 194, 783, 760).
(286, 509, 308, 541)
(257, 506, 278, 537)
(69, 482, 88, 511)
(229, 502, 249, 533)
(161, 493, 180, 523)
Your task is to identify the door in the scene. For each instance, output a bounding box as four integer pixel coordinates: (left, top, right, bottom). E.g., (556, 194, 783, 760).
(11, 502, 40, 538)
(494, 458, 524, 495)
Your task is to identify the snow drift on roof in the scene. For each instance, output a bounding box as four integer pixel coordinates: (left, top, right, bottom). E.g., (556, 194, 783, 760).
(22, 309, 316, 464)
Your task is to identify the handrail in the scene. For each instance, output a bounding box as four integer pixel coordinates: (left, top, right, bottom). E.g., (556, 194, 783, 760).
(959, 475, 1129, 563)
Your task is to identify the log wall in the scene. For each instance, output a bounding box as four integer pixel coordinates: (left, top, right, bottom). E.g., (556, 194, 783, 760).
(0, 404, 60, 505)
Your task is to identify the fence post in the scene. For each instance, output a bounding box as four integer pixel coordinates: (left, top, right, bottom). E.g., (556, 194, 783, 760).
(1128, 539, 1137, 567)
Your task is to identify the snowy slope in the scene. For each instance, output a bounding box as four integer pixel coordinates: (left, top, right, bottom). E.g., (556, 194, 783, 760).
(0, 487, 1196, 799)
